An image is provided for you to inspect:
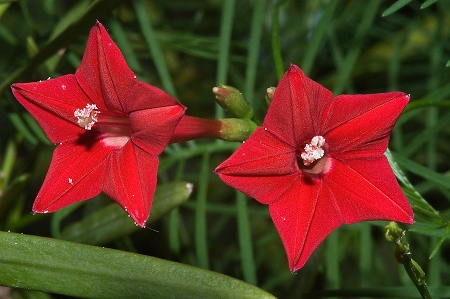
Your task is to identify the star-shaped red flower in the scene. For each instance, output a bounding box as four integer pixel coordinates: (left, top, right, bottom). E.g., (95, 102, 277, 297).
(215, 65, 413, 272)
(11, 22, 186, 227)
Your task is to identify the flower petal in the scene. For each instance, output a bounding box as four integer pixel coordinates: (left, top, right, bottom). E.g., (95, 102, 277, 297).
(269, 178, 342, 272)
(215, 128, 298, 204)
(11, 75, 90, 143)
(126, 81, 185, 112)
(322, 92, 409, 156)
(102, 142, 159, 227)
(32, 140, 109, 213)
(75, 21, 137, 112)
(127, 82, 186, 155)
(264, 65, 333, 146)
(325, 157, 414, 224)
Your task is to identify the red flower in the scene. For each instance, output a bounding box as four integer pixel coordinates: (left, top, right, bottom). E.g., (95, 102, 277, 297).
(215, 65, 414, 272)
(11, 22, 185, 227)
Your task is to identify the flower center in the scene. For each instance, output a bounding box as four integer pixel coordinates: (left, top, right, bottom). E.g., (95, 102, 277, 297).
(296, 135, 330, 179)
(74, 104, 99, 130)
(74, 104, 132, 148)
(300, 136, 325, 166)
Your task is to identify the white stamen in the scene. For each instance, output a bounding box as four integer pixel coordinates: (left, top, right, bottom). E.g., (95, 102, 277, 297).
(74, 104, 100, 130)
(301, 136, 325, 166)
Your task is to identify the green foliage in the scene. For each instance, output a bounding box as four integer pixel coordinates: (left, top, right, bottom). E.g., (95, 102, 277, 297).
(0, 0, 449, 298)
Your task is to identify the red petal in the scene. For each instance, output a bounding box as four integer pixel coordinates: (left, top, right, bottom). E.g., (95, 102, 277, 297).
(269, 178, 342, 272)
(11, 75, 90, 143)
(75, 21, 137, 112)
(324, 157, 414, 224)
(128, 82, 186, 155)
(102, 143, 159, 227)
(264, 65, 333, 146)
(32, 141, 109, 213)
(215, 128, 298, 204)
(126, 81, 185, 112)
(322, 92, 409, 156)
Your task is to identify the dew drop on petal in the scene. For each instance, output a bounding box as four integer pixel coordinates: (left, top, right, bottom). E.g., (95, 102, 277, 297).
(61, 84, 66, 90)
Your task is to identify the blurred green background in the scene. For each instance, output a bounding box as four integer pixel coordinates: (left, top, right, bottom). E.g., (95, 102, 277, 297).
(0, 0, 450, 298)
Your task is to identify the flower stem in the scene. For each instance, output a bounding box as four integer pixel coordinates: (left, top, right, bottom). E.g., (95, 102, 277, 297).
(385, 222, 433, 299)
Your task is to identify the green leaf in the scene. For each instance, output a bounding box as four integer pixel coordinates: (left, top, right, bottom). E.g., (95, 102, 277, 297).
(446, 59, 450, 67)
(60, 182, 193, 245)
(382, 0, 412, 17)
(0, 231, 276, 299)
(421, 0, 438, 9)
(0, 174, 30, 224)
(390, 152, 450, 191)
(385, 150, 444, 223)
(0, 0, 125, 95)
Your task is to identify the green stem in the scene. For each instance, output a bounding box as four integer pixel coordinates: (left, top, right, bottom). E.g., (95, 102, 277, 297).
(385, 222, 433, 299)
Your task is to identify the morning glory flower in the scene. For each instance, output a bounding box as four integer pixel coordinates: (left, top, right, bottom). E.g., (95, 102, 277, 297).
(11, 22, 186, 227)
(215, 64, 414, 272)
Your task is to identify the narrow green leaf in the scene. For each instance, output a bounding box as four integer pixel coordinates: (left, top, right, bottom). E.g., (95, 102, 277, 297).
(22, 113, 51, 145)
(391, 152, 450, 191)
(243, 0, 266, 106)
(301, 0, 338, 76)
(271, 1, 284, 80)
(0, 231, 276, 299)
(0, 3, 11, 18)
(428, 226, 450, 259)
(195, 153, 210, 269)
(0, 174, 30, 223)
(382, 0, 413, 17)
(421, 0, 438, 9)
(0, 0, 125, 95)
(236, 192, 257, 285)
(385, 150, 444, 222)
(215, 0, 236, 119)
(133, 0, 177, 98)
(61, 182, 193, 245)
(108, 18, 143, 74)
(333, 0, 381, 95)
(8, 113, 38, 145)
(446, 59, 450, 67)
(1, 134, 20, 186)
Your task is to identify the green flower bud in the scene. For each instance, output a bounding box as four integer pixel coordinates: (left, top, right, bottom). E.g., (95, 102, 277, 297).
(213, 85, 254, 119)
